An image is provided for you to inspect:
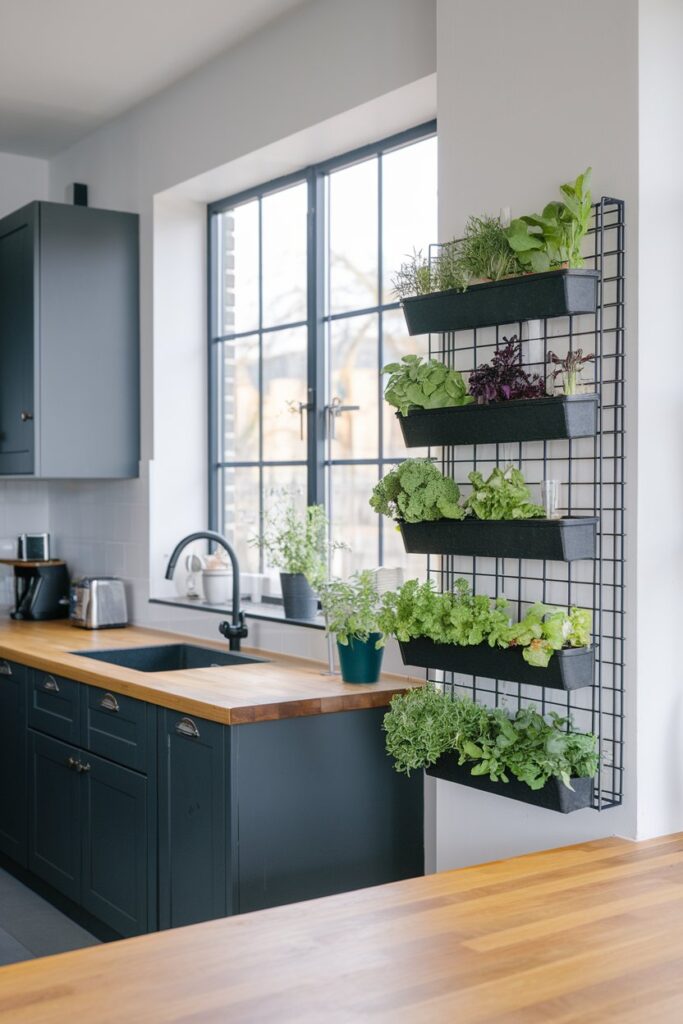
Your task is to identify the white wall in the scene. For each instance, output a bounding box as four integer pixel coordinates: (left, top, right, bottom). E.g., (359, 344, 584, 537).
(0, 152, 50, 605)
(44, 0, 437, 661)
(434, 0, 639, 868)
(636, 0, 683, 839)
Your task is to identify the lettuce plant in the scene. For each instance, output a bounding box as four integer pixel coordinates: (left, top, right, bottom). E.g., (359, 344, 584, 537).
(369, 460, 465, 524)
(383, 685, 599, 788)
(378, 577, 591, 668)
(382, 355, 472, 417)
(465, 466, 545, 521)
(505, 168, 592, 273)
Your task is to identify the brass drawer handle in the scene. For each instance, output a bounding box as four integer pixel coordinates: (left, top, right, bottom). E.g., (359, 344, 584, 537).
(176, 717, 200, 739)
(0, 660, 12, 677)
(42, 676, 60, 693)
(100, 692, 120, 713)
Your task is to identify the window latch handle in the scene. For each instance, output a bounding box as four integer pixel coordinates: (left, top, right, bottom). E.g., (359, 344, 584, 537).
(326, 396, 360, 440)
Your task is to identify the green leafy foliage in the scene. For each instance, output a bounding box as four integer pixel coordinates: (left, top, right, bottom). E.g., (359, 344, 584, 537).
(369, 460, 465, 524)
(377, 578, 511, 648)
(319, 570, 383, 646)
(383, 685, 599, 788)
(378, 577, 592, 668)
(457, 215, 522, 282)
(382, 355, 472, 417)
(465, 466, 545, 521)
(251, 503, 335, 589)
(505, 168, 593, 272)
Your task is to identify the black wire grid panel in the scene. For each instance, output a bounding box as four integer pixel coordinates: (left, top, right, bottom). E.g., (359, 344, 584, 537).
(426, 198, 625, 811)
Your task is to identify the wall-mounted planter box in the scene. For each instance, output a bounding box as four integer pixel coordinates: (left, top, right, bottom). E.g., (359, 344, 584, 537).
(397, 394, 599, 448)
(426, 754, 593, 813)
(398, 638, 594, 691)
(399, 516, 597, 562)
(400, 269, 599, 335)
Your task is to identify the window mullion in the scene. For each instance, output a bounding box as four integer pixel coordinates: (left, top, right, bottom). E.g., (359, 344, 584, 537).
(306, 167, 325, 506)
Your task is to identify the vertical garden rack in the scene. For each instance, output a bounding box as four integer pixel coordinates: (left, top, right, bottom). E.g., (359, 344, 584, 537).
(423, 198, 625, 811)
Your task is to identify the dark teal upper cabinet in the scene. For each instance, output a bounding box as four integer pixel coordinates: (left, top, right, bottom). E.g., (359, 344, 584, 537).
(0, 201, 139, 478)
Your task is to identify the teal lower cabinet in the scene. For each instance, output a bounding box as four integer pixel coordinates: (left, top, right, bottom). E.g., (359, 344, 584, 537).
(157, 710, 229, 929)
(3, 660, 423, 938)
(232, 709, 424, 913)
(156, 707, 424, 926)
(0, 659, 28, 866)
(81, 754, 151, 936)
(28, 731, 82, 903)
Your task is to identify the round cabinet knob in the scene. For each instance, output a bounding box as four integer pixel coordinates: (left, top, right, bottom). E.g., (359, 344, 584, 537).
(20, 411, 33, 422)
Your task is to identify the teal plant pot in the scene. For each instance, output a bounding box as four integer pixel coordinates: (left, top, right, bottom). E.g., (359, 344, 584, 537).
(337, 633, 384, 684)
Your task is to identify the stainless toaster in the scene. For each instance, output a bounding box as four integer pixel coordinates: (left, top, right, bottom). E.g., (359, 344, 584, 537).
(70, 577, 129, 629)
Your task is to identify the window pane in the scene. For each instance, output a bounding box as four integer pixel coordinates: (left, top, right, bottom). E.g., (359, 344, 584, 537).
(382, 136, 437, 300)
(222, 335, 259, 463)
(328, 158, 378, 313)
(221, 465, 260, 575)
(262, 465, 308, 595)
(382, 515, 426, 579)
(328, 463, 379, 576)
(328, 314, 378, 461)
(382, 308, 429, 459)
(262, 183, 307, 327)
(224, 201, 259, 336)
(263, 327, 307, 461)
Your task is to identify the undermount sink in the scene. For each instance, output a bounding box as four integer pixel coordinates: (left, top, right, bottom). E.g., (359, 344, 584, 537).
(73, 643, 268, 673)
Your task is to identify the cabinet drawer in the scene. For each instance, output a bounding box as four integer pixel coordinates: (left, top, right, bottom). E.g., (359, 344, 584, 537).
(84, 686, 150, 773)
(29, 671, 81, 744)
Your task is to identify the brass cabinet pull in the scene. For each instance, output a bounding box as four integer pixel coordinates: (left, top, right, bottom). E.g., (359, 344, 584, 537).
(20, 411, 33, 422)
(66, 756, 79, 771)
(176, 717, 200, 739)
(42, 676, 60, 693)
(0, 660, 12, 677)
(100, 692, 120, 713)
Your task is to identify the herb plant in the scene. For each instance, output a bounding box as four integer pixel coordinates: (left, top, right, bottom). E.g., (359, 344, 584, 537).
(369, 460, 465, 524)
(468, 336, 547, 404)
(391, 249, 436, 300)
(457, 215, 521, 283)
(505, 168, 593, 273)
(319, 570, 383, 646)
(378, 577, 591, 668)
(547, 348, 594, 395)
(382, 355, 472, 417)
(252, 503, 334, 589)
(465, 466, 545, 521)
(383, 685, 599, 789)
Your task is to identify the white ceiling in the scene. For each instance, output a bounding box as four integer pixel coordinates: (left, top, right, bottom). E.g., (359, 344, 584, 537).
(0, 0, 307, 158)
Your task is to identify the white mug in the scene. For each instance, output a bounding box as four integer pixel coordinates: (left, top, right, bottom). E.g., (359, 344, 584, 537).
(202, 569, 231, 606)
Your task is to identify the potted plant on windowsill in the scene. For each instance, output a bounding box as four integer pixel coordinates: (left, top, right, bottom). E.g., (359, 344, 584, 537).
(319, 570, 384, 684)
(378, 577, 594, 691)
(370, 461, 597, 562)
(382, 684, 598, 813)
(394, 170, 598, 335)
(251, 503, 334, 621)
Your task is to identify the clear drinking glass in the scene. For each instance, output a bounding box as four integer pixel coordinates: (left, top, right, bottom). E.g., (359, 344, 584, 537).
(541, 480, 562, 519)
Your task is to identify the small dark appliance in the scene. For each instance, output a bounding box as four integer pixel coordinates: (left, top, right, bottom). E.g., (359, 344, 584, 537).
(11, 563, 70, 621)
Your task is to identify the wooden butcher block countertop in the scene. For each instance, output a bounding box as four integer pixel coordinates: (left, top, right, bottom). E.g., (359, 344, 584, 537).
(0, 619, 421, 724)
(2, 834, 682, 1022)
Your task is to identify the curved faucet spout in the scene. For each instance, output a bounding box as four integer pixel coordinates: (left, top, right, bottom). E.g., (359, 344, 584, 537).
(164, 531, 248, 650)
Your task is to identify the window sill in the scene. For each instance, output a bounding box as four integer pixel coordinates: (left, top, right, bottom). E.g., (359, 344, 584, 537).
(149, 596, 325, 630)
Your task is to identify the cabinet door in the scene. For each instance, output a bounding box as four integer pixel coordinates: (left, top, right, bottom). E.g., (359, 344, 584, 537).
(0, 660, 27, 865)
(81, 753, 149, 937)
(158, 710, 227, 929)
(28, 730, 81, 902)
(0, 204, 35, 474)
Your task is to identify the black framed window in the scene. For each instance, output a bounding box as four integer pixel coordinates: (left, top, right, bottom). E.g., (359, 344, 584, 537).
(208, 121, 436, 588)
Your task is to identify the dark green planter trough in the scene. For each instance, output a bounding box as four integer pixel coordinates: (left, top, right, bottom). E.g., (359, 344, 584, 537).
(337, 633, 384, 684)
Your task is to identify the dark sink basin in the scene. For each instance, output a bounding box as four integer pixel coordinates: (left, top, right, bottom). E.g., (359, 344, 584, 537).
(73, 643, 268, 673)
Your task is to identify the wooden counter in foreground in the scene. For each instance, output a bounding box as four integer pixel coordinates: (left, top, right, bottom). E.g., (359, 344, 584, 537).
(1, 833, 681, 1023)
(0, 619, 421, 724)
